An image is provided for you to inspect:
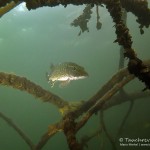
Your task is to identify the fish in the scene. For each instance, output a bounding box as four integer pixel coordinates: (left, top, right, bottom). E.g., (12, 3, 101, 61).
(46, 62, 88, 87)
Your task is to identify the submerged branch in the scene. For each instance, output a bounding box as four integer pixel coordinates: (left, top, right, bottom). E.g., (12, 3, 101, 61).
(0, 0, 15, 7)
(105, 0, 150, 90)
(118, 8, 127, 69)
(0, 72, 69, 108)
(35, 122, 62, 150)
(121, 0, 150, 33)
(71, 68, 131, 119)
(100, 111, 117, 150)
(116, 100, 134, 138)
(23, 0, 150, 28)
(102, 90, 150, 111)
(69, 59, 150, 119)
(77, 74, 134, 129)
(89, 74, 133, 114)
(1, 0, 149, 30)
(0, 1, 22, 17)
(0, 111, 63, 150)
(96, 5, 102, 30)
(0, 111, 35, 149)
(0, 68, 150, 149)
(71, 4, 92, 35)
(80, 127, 102, 148)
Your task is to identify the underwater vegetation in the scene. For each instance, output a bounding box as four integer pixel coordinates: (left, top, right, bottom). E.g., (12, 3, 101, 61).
(0, 0, 150, 150)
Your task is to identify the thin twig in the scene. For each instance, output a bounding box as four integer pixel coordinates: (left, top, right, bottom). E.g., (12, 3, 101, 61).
(80, 127, 102, 148)
(116, 100, 134, 138)
(89, 75, 134, 114)
(100, 111, 117, 150)
(35, 122, 62, 149)
(0, 111, 35, 149)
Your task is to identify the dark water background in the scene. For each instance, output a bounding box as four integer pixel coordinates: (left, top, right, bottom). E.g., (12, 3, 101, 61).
(0, 3, 150, 150)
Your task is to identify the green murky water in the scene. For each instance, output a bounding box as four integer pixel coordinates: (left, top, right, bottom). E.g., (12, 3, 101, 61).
(0, 2, 150, 150)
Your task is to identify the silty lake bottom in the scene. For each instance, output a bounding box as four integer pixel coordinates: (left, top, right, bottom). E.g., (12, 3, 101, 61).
(0, 2, 150, 150)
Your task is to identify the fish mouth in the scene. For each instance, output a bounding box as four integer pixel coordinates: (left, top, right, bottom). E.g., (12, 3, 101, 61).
(83, 71, 89, 77)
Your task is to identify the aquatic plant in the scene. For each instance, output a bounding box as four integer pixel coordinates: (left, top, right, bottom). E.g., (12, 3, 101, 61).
(0, 0, 150, 150)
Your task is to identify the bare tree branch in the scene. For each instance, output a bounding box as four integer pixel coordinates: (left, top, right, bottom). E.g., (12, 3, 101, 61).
(102, 90, 150, 111)
(80, 127, 102, 149)
(0, 111, 35, 149)
(35, 122, 62, 150)
(0, 72, 69, 109)
(0, 1, 22, 17)
(71, 68, 132, 119)
(76, 74, 134, 132)
(100, 111, 117, 150)
(116, 100, 134, 138)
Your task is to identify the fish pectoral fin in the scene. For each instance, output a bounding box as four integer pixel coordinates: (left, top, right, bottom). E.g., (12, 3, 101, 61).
(48, 80, 55, 87)
(50, 81, 55, 87)
(59, 80, 70, 88)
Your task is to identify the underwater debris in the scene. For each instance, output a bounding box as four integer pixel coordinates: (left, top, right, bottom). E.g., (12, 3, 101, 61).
(128, 58, 150, 90)
(23, 0, 150, 36)
(46, 62, 88, 87)
(22, 0, 150, 39)
(96, 5, 102, 30)
(63, 114, 82, 150)
(0, 0, 20, 7)
(104, 0, 150, 90)
(71, 4, 92, 36)
(10, 0, 150, 35)
(0, 1, 22, 17)
(80, 127, 102, 148)
(0, 0, 12, 7)
(71, 4, 102, 35)
(120, 0, 150, 34)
